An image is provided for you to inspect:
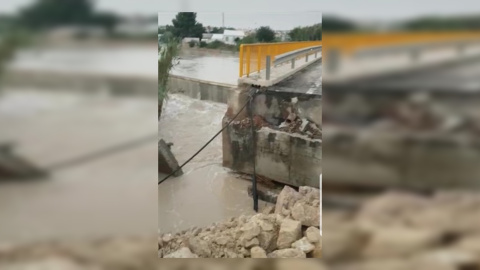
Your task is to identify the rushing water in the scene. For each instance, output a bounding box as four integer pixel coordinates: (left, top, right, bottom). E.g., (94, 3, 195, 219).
(9, 47, 157, 77)
(170, 55, 239, 86)
(158, 94, 261, 234)
(0, 89, 157, 244)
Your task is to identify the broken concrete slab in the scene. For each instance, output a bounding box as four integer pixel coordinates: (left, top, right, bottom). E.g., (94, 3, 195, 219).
(0, 142, 48, 180)
(158, 139, 183, 177)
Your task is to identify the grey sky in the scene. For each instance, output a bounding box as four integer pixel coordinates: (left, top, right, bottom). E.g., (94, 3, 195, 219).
(1, 0, 480, 25)
(158, 12, 321, 31)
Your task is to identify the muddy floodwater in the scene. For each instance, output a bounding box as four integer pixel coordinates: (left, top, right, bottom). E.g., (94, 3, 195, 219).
(0, 89, 157, 244)
(170, 55, 239, 86)
(159, 95, 261, 234)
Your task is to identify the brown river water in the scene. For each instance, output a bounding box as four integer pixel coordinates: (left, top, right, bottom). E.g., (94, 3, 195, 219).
(0, 89, 157, 244)
(158, 94, 262, 234)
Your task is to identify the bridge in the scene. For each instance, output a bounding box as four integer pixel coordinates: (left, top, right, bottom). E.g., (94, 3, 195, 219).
(238, 41, 322, 87)
(323, 31, 480, 83)
(323, 31, 480, 191)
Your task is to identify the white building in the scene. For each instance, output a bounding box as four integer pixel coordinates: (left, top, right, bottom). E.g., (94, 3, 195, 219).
(222, 30, 245, 45)
(210, 33, 224, 43)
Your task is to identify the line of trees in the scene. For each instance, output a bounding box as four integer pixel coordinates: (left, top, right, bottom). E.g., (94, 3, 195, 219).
(401, 15, 480, 31)
(289, 23, 322, 41)
(17, 0, 120, 33)
(160, 12, 323, 52)
(322, 14, 480, 32)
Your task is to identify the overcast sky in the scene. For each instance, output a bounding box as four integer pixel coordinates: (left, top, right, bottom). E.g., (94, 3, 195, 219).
(158, 12, 321, 30)
(2, 0, 480, 26)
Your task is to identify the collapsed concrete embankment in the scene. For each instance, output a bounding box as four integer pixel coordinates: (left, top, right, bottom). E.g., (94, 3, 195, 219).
(158, 185, 321, 258)
(222, 87, 322, 188)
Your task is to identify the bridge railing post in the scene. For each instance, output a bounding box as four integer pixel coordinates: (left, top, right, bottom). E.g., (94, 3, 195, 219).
(266, 55, 271, 80)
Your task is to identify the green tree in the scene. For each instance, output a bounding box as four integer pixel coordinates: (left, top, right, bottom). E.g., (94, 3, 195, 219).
(167, 12, 205, 39)
(158, 38, 179, 119)
(19, 0, 95, 30)
(322, 15, 357, 32)
(90, 12, 119, 34)
(210, 26, 222, 33)
(401, 15, 480, 31)
(289, 24, 322, 41)
(256, 26, 275, 42)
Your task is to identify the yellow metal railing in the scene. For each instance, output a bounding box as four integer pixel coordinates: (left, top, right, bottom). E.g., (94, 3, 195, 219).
(239, 41, 322, 77)
(323, 31, 480, 56)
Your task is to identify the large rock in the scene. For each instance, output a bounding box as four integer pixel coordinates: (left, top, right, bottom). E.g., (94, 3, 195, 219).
(187, 237, 211, 257)
(268, 248, 306, 258)
(454, 234, 480, 256)
(311, 241, 322, 258)
(305, 226, 321, 243)
(291, 201, 320, 227)
(244, 238, 260, 248)
(164, 247, 198, 258)
(357, 191, 429, 227)
(250, 246, 267, 258)
(258, 230, 277, 252)
(299, 186, 320, 201)
(275, 186, 301, 215)
(277, 219, 302, 249)
(322, 224, 370, 262)
(413, 249, 479, 270)
(240, 222, 261, 241)
(363, 227, 443, 259)
(291, 237, 315, 253)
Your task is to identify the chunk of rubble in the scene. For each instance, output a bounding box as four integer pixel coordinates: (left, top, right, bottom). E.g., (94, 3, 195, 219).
(277, 219, 302, 249)
(292, 237, 315, 253)
(164, 247, 198, 258)
(305, 226, 321, 243)
(268, 248, 306, 258)
(250, 246, 267, 258)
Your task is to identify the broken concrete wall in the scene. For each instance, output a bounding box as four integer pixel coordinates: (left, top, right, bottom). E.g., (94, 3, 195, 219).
(158, 139, 183, 177)
(223, 88, 321, 188)
(256, 128, 321, 187)
(253, 92, 321, 127)
(324, 128, 480, 190)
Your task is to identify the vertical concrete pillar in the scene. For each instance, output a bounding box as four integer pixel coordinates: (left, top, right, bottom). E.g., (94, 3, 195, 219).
(222, 84, 251, 168)
(266, 56, 271, 80)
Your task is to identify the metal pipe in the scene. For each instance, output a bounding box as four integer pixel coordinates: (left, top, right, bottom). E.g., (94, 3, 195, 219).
(249, 88, 259, 212)
(266, 55, 271, 80)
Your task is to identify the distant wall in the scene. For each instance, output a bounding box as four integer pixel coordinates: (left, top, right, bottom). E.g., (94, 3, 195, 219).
(168, 74, 237, 104)
(179, 47, 239, 57)
(4, 70, 156, 98)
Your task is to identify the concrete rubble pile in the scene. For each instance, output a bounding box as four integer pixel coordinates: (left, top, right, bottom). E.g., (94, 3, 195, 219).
(158, 185, 321, 258)
(3, 190, 480, 268)
(319, 190, 480, 269)
(231, 97, 322, 140)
